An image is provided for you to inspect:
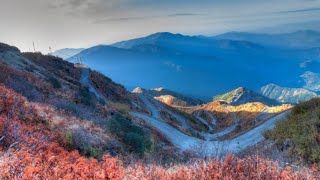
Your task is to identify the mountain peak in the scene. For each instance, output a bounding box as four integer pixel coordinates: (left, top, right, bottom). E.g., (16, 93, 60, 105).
(132, 87, 145, 93)
(147, 32, 185, 38)
(214, 87, 279, 106)
(111, 32, 193, 50)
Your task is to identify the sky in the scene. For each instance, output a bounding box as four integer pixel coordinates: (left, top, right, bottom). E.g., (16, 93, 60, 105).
(1, 0, 320, 53)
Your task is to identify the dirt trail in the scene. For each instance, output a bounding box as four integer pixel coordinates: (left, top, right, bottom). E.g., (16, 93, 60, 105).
(77, 65, 106, 102)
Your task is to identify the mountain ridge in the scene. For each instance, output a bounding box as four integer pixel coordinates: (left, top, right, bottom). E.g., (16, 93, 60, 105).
(214, 30, 320, 49)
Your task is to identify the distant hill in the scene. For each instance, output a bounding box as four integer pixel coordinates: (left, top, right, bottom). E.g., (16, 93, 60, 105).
(213, 87, 279, 106)
(261, 84, 318, 104)
(51, 48, 85, 59)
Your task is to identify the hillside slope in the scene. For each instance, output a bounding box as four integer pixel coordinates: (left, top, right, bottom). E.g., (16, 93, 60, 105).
(0, 42, 178, 161)
(264, 97, 320, 165)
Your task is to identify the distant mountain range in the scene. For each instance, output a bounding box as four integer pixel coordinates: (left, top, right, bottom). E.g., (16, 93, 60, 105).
(51, 30, 320, 103)
(253, 21, 320, 34)
(214, 30, 320, 49)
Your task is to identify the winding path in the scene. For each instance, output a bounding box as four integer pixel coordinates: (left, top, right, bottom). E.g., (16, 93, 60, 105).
(205, 111, 217, 126)
(150, 97, 192, 129)
(131, 111, 289, 157)
(137, 93, 161, 119)
(131, 93, 289, 157)
(194, 111, 213, 131)
(214, 110, 239, 138)
(141, 95, 226, 141)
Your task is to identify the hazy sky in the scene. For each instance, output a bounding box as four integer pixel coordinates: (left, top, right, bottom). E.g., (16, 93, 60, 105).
(1, 0, 320, 53)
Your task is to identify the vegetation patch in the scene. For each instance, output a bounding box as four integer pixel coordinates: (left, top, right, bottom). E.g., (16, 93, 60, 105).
(48, 76, 62, 89)
(78, 88, 97, 107)
(107, 114, 153, 157)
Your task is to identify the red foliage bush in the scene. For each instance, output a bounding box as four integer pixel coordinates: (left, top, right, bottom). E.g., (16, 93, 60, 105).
(0, 143, 124, 179)
(125, 155, 319, 180)
(0, 84, 123, 179)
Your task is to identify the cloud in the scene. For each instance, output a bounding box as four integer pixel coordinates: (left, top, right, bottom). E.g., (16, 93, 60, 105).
(94, 16, 151, 23)
(279, 7, 320, 13)
(49, 0, 123, 18)
(49, 0, 91, 9)
(93, 13, 199, 24)
(50, 0, 200, 24)
(168, 13, 199, 17)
